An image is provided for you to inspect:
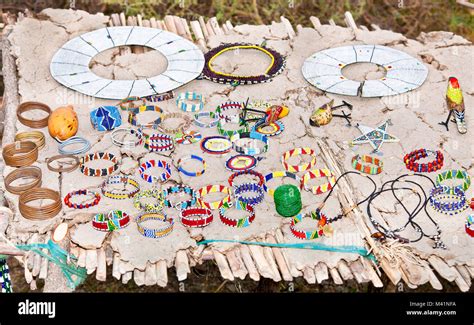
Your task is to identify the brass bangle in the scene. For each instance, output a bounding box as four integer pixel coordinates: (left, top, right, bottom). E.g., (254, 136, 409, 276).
(2, 141, 38, 167)
(4, 166, 42, 195)
(15, 131, 46, 150)
(46, 154, 80, 173)
(16, 101, 52, 128)
(19, 188, 62, 221)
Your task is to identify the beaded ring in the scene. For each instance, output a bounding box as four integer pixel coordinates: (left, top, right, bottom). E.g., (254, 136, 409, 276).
(197, 184, 232, 210)
(64, 189, 101, 209)
(404, 149, 444, 173)
(281, 147, 316, 173)
(58, 136, 91, 155)
(233, 183, 265, 206)
(139, 159, 172, 183)
(136, 213, 174, 238)
(230, 131, 269, 155)
(111, 128, 143, 148)
(253, 121, 285, 137)
(180, 207, 213, 228)
(219, 200, 255, 228)
(290, 212, 328, 240)
(92, 210, 130, 232)
(263, 171, 302, 197)
(351, 154, 383, 175)
(101, 175, 140, 200)
(176, 91, 203, 112)
(118, 96, 146, 111)
(200, 136, 232, 155)
(143, 132, 174, 152)
(228, 170, 265, 188)
(215, 101, 243, 123)
(177, 155, 206, 177)
(194, 111, 219, 128)
(301, 169, 336, 195)
(163, 185, 196, 210)
(79, 152, 119, 177)
(203, 43, 286, 85)
(436, 169, 471, 192)
(133, 189, 164, 213)
(175, 130, 202, 145)
(429, 185, 467, 215)
(128, 105, 162, 129)
(225, 154, 258, 171)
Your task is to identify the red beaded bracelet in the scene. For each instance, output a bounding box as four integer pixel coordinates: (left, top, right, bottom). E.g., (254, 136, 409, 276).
(403, 149, 443, 173)
(219, 201, 255, 228)
(228, 170, 265, 188)
(180, 207, 213, 228)
(64, 189, 101, 209)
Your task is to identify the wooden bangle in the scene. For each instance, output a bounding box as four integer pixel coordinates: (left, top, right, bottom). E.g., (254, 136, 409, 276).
(2, 141, 38, 167)
(16, 101, 52, 128)
(46, 154, 80, 173)
(15, 131, 46, 150)
(4, 166, 42, 195)
(19, 188, 62, 221)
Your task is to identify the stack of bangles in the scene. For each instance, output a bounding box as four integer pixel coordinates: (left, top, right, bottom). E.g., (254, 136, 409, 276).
(46, 155, 80, 173)
(465, 215, 474, 237)
(92, 210, 130, 232)
(136, 213, 173, 238)
(128, 105, 162, 129)
(15, 131, 46, 150)
(215, 101, 242, 123)
(101, 176, 140, 199)
(176, 91, 203, 112)
(429, 185, 468, 215)
(351, 154, 383, 175)
(180, 207, 213, 228)
(118, 96, 146, 111)
(19, 188, 62, 221)
(301, 169, 336, 195)
(139, 159, 172, 183)
(2, 141, 38, 167)
(231, 131, 269, 155)
(79, 152, 119, 177)
(404, 149, 444, 173)
(219, 201, 255, 228)
(197, 185, 232, 210)
(163, 185, 196, 210)
(194, 111, 219, 128)
(290, 212, 330, 240)
(159, 112, 192, 134)
(58, 136, 91, 155)
(64, 189, 101, 209)
(281, 147, 316, 172)
(436, 169, 471, 192)
(177, 155, 206, 177)
(143, 132, 174, 152)
(263, 171, 301, 196)
(133, 189, 164, 213)
(111, 128, 143, 148)
(4, 166, 42, 195)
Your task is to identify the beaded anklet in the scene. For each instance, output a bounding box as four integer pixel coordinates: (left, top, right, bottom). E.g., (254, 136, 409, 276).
(176, 91, 203, 112)
(163, 185, 196, 210)
(177, 155, 206, 177)
(429, 185, 467, 215)
(159, 112, 192, 134)
(64, 190, 101, 209)
(118, 96, 146, 111)
(92, 210, 130, 232)
(290, 212, 330, 240)
(351, 154, 383, 175)
(281, 147, 316, 173)
(79, 152, 119, 177)
(143, 91, 174, 103)
(101, 176, 140, 200)
(219, 201, 255, 228)
(197, 185, 232, 210)
(217, 118, 248, 137)
(133, 189, 164, 213)
(233, 183, 265, 206)
(301, 169, 336, 195)
(180, 207, 213, 228)
(139, 159, 172, 183)
(136, 213, 174, 238)
(404, 149, 443, 173)
(143, 132, 174, 152)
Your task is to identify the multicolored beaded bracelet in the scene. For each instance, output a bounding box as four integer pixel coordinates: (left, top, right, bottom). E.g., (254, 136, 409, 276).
(58, 136, 91, 155)
(429, 185, 467, 215)
(252, 121, 285, 137)
(176, 91, 203, 112)
(436, 169, 471, 192)
(163, 185, 196, 210)
(64, 189, 101, 209)
(217, 118, 248, 138)
(228, 170, 265, 188)
(281, 147, 316, 173)
(118, 96, 146, 111)
(301, 169, 336, 195)
(79, 152, 119, 177)
(143, 91, 174, 103)
(159, 112, 192, 134)
(194, 111, 219, 128)
(230, 131, 269, 155)
(200, 136, 232, 155)
(351, 154, 383, 175)
(177, 155, 206, 177)
(290, 212, 329, 240)
(466, 215, 474, 237)
(404, 149, 444, 173)
(139, 159, 172, 183)
(136, 213, 174, 238)
(233, 183, 265, 206)
(197, 184, 232, 210)
(143, 132, 174, 152)
(180, 207, 213, 228)
(175, 130, 202, 145)
(219, 200, 255, 228)
(92, 210, 130, 232)
(127, 105, 162, 129)
(101, 175, 140, 200)
(225, 154, 258, 171)
(111, 128, 143, 148)
(90, 105, 122, 131)
(215, 101, 243, 123)
(263, 171, 302, 197)
(133, 189, 164, 213)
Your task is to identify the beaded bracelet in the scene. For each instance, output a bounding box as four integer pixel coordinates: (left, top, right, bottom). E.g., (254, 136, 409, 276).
(225, 154, 258, 171)
(163, 185, 196, 210)
(111, 128, 143, 148)
(217, 118, 248, 137)
(194, 111, 219, 128)
(175, 130, 202, 145)
(290, 212, 327, 240)
(143, 91, 174, 103)
(159, 112, 192, 134)
(263, 171, 301, 197)
(128, 105, 162, 129)
(136, 213, 174, 238)
(219, 200, 255, 228)
(64, 189, 101, 209)
(118, 96, 146, 111)
(301, 169, 336, 195)
(253, 121, 285, 137)
(228, 170, 265, 188)
(436, 169, 471, 192)
(233, 183, 265, 206)
(197, 185, 232, 210)
(92, 210, 130, 232)
(176, 91, 203, 112)
(230, 131, 269, 155)
(215, 101, 243, 123)
(466, 215, 474, 237)
(58, 136, 91, 155)
(133, 189, 164, 213)
(15, 131, 46, 150)
(180, 207, 213, 228)
(101, 175, 140, 200)
(200, 136, 232, 155)
(404, 149, 444, 173)
(429, 185, 467, 215)
(143, 132, 174, 152)
(139, 159, 172, 183)
(90, 105, 122, 131)
(281, 147, 316, 173)
(351, 154, 383, 175)
(177, 155, 206, 177)
(79, 152, 119, 177)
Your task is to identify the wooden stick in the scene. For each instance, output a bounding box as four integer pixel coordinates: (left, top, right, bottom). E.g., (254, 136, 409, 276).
(85, 249, 98, 275)
(39, 254, 49, 280)
(314, 263, 329, 284)
(337, 260, 354, 280)
(112, 253, 121, 281)
(209, 17, 223, 35)
(261, 239, 282, 282)
(344, 11, 358, 31)
(309, 16, 322, 29)
(328, 19, 336, 26)
(225, 248, 248, 280)
(180, 18, 194, 41)
(303, 266, 316, 284)
(77, 248, 86, 268)
(122, 271, 132, 284)
(274, 228, 302, 278)
(452, 267, 470, 292)
(360, 258, 384, 288)
(225, 21, 234, 30)
(248, 244, 275, 279)
(239, 245, 260, 281)
(134, 269, 145, 286)
(175, 250, 190, 281)
(428, 255, 456, 282)
(144, 262, 157, 286)
(156, 260, 168, 287)
(466, 266, 474, 279)
(349, 259, 371, 283)
(370, 24, 381, 31)
(455, 265, 472, 288)
(280, 16, 296, 39)
(400, 260, 429, 286)
(150, 17, 158, 29)
(419, 260, 443, 290)
(32, 249, 41, 277)
(329, 267, 344, 285)
(213, 250, 234, 281)
(111, 13, 121, 26)
(359, 25, 369, 31)
(96, 248, 106, 281)
(173, 16, 187, 39)
(164, 16, 178, 34)
(190, 20, 207, 51)
(266, 234, 293, 282)
(119, 12, 127, 26)
(157, 20, 167, 31)
(399, 267, 418, 289)
(198, 16, 209, 41)
(205, 20, 216, 37)
(0, 243, 24, 256)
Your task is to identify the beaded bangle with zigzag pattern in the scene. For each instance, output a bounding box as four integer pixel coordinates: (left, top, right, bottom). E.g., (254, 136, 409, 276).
(197, 184, 232, 210)
(92, 210, 130, 232)
(163, 185, 196, 210)
(281, 147, 316, 173)
(290, 212, 330, 240)
(436, 169, 471, 192)
(301, 169, 336, 195)
(64, 189, 101, 209)
(263, 171, 302, 197)
(79, 152, 119, 177)
(180, 207, 213, 228)
(139, 159, 172, 183)
(219, 200, 255, 228)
